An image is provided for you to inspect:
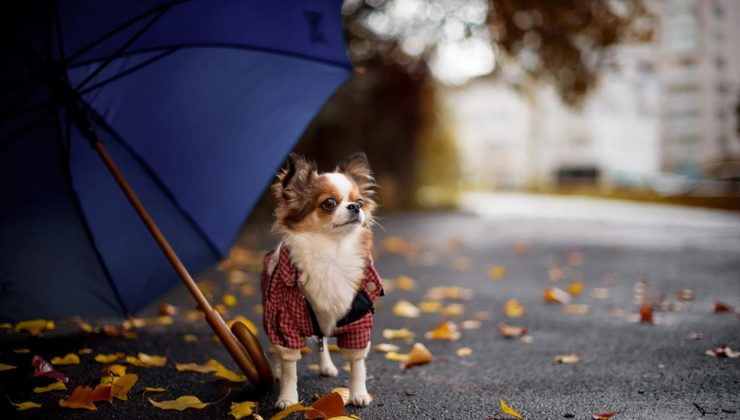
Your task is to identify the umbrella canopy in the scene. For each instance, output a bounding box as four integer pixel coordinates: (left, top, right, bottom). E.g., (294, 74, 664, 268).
(0, 0, 351, 321)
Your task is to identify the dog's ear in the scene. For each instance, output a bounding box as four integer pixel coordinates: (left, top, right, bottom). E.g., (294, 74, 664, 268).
(273, 153, 317, 203)
(337, 152, 377, 201)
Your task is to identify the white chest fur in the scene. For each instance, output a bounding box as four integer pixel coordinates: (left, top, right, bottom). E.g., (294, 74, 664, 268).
(282, 230, 366, 336)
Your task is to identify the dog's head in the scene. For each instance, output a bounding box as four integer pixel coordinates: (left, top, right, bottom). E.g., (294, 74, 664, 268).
(272, 153, 377, 235)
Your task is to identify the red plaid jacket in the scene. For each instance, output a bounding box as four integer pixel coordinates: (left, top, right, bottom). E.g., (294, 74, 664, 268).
(261, 243, 384, 350)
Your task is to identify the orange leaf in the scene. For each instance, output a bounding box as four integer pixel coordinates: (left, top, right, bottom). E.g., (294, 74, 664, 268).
(544, 287, 571, 304)
(504, 299, 525, 318)
(59, 386, 97, 410)
(111, 374, 138, 400)
(175, 362, 218, 373)
(401, 343, 433, 369)
(305, 392, 345, 419)
(498, 323, 527, 338)
(91, 385, 112, 403)
(567, 281, 583, 296)
(592, 409, 623, 419)
(639, 305, 653, 323)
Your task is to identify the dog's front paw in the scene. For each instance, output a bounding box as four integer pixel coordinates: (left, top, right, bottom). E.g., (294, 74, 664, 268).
(319, 363, 338, 377)
(275, 397, 298, 410)
(348, 392, 372, 407)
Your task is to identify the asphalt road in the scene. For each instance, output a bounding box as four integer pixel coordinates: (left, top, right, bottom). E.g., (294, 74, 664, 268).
(1, 193, 739, 419)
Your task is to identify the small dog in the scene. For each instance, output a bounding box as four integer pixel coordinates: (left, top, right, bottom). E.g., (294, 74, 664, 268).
(261, 153, 384, 408)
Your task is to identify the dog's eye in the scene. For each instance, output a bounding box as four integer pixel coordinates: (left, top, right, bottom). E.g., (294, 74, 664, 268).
(321, 198, 337, 211)
(356, 199, 364, 208)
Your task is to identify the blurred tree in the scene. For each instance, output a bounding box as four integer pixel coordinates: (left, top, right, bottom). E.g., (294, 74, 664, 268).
(287, 0, 652, 211)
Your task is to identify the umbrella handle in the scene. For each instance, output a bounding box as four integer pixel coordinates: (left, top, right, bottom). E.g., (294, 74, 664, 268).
(92, 139, 273, 390)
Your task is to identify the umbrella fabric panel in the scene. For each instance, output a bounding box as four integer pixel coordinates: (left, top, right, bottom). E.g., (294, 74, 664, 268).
(59, 0, 350, 69)
(67, 48, 349, 256)
(0, 118, 125, 321)
(68, 121, 219, 314)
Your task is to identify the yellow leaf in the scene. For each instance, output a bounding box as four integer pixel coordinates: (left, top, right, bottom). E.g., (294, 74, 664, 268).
(456, 347, 473, 357)
(125, 355, 145, 366)
(544, 287, 571, 304)
(327, 344, 341, 353)
(142, 387, 167, 394)
(183, 334, 198, 342)
(12, 348, 30, 353)
(51, 353, 80, 365)
(110, 373, 138, 400)
(461, 320, 482, 330)
(137, 352, 167, 367)
(425, 319, 461, 341)
(227, 316, 258, 336)
(175, 362, 218, 373)
(567, 281, 584, 296)
(148, 395, 210, 411)
(14, 319, 49, 335)
(385, 352, 409, 362)
(0, 363, 16, 371)
(78, 321, 95, 333)
(230, 400, 256, 419)
(0, 323, 11, 329)
(46, 320, 55, 330)
(500, 399, 524, 419)
(373, 343, 400, 353)
(442, 303, 466, 317)
(489, 265, 506, 280)
(563, 304, 590, 315)
(392, 300, 420, 318)
(104, 364, 127, 377)
(331, 387, 373, 406)
(401, 343, 433, 369)
(207, 359, 246, 382)
(382, 328, 414, 340)
(555, 353, 581, 364)
(11, 400, 42, 410)
(94, 353, 119, 363)
(78, 348, 93, 355)
(34, 382, 67, 393)
(417, 301, 443, 313)
(223, 294, 238, 307)
(270, 402, 310, 420)
(504, 299, 525, 318)
(395, 275, 416, 291)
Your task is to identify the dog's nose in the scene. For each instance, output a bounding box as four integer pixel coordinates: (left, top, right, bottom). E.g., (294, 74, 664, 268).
(347, 203, 360, 214)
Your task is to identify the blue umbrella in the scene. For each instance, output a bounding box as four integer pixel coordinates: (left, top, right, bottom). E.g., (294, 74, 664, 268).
(0, 0, 351, 388)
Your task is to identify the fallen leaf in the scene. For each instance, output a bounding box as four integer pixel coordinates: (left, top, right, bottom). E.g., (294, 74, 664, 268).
(521, 335, 534, 344)
(443, 303, 466, 317)
(143, 387, 167, 394)
(592, 409, 623, 419)
(544, 287, 571, 304)
(489, 265, 506, 280)
(271, 402, 311, 420)
(382, 328, 414, 340)
(78, 321, 96, 333)
(149, 395, 210, 411)
(207, 359, 246, 382)
(454, 257, 471, 272)
(11, 400, 42, 410)
(231, 400, 257, 419)
(396, 275, 416, 291)
(705, 345, 740, 358)
(392, 300, 420, 318)
(590, 288, 610, 300)
(137, 352, 168, 367)
(14, 319, 52, 335)
(417, 301, 442, 313)
(103, 364, 127, 377)
(425, 319, 461, 341)
(500, 399, 524, 419)
(567, 281, 584, 296)
(555, 353, 581, 364)
(461, 319, 482, 330)
(59, 386, 97, 410)
(563, 304, 590, 315)
(306, 392, 345, 418)
(185, 310, 205, 321)
(674, 289, 694, 301)
(327, 344, 341, 353)
(223, 294, 238, 307)
(34, 381, 67, 393)
(373, 343, 400, 353)
(94, 353, 120, 363)
(91, 385, 112, 403)
(504, 299, 525, 318)
(159, 303, 178, 315)
(111, 374, 138, 400)
(0, 323, 11, 329)
(548, 267, 564, 281)
(0, 363, 16, 371)
(13, 348, 31, 354)
(184, 334, 198, 342)
(78, 348, 93, 355)
(401, 343, 433, 369)
(176, 362, 218, 373)
(239, 283, 256, 297)
(715, 301, 734, 313)
(51, 353, 80, 365)
(32, 355, 69, 383)
(457, 347, 473, 357)
(498, 323, 527, 338)
(227, 316, 258, 336)
(639, 305, 653, 323)
(385, 352, 409, 362)
(426, 286, 472, 300)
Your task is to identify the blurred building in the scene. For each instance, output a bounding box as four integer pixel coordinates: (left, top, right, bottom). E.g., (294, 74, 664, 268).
(446, 0, 740, 195)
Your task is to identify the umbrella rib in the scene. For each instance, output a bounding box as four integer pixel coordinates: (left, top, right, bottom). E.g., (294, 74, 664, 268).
(0, 107, 56, 151)
(78, 48, 178, 96)
(73, 7, 171, 94)
(53, 105, 129, 316)
(78, 99, 224, 261)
